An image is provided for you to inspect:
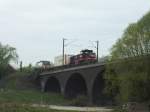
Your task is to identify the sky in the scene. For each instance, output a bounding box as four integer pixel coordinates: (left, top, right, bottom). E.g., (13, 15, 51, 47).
(0, 0, 150, 66)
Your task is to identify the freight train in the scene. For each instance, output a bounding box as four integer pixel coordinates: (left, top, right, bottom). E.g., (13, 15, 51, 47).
(32, 49, 97, 79)
(35, 49, 97, 70)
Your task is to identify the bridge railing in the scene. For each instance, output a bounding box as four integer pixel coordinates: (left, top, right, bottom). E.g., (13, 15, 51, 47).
(42, 61, 98, 73)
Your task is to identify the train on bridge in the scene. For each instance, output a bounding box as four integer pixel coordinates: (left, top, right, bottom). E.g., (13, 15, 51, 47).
(36, 49, 97, 69)
(32, 49, 109, 105)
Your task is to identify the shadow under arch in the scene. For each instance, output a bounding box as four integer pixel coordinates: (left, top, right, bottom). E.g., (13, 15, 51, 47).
(92, 71, 107, 105)
(45, 77, 61, 93)
(65, 73, 87, 98)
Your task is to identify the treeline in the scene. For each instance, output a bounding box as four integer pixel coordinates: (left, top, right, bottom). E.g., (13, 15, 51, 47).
(105, 11, 150, 104)
(0, 43, 18, 78)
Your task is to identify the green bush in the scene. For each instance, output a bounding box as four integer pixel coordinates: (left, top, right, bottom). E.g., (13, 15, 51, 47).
(111, 106, 127, 112)
(70, 95, 89, 106)
(0, 43, 18, 78)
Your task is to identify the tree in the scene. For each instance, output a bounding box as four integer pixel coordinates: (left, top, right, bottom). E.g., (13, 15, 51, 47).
(105, 11, 150, 103)
(0, 43, 18, 78)
(111, 23, 150, 59)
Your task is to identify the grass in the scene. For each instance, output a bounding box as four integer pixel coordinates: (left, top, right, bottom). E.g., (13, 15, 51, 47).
(0, 89, 71, 105)
(0, 72, 74, 112)
(111, 108, 127, 112)
(0, 71, 71, 105)
(0, 103, 76, 112)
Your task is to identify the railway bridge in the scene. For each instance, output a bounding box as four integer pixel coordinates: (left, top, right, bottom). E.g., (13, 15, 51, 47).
(38, 62, 108, 104)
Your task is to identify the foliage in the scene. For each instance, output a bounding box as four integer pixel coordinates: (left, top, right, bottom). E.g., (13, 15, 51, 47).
(0, 43, 18, 78)
(0, 72, 35, 90)
(111, 24, 150, 59)
(105, 11, 150, 104)
(69, 95, 89, 106)
(22, 64, 34, 74)
(111, 11, 150, 59)
(111, 105, 127, 112)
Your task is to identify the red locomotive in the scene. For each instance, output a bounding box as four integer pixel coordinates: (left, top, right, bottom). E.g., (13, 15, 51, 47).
(70, 49, 97, 65)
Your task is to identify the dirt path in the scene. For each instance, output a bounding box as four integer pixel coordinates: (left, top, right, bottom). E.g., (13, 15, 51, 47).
(32, 104, 113, 112)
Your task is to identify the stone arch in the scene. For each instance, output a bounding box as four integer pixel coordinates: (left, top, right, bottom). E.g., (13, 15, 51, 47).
(65, 73, 87, 98)
(45, 76, 61, 93)
(92, 71, 106, 105)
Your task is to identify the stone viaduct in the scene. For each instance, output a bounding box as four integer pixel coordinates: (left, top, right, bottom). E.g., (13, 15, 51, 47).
(38, 63, 108, 104)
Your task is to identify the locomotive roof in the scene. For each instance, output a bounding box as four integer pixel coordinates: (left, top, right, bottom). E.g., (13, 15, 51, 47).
(81, 49, 93, 53)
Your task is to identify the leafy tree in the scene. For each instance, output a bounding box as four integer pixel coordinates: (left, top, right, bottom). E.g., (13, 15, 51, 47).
(0, 43, 18, 78)
(111, 23, 150, 59)
(105, 11, 150, 104)
(22, 64, 34, 73)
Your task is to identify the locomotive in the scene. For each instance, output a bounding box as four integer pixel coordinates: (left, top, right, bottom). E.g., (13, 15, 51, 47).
(70, 49, 97, 65)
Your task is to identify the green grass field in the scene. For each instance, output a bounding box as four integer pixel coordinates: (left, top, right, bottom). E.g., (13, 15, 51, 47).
(0, 72, 75, 112)
(0, 89, 71, 105)
(0, 103, 76, 112)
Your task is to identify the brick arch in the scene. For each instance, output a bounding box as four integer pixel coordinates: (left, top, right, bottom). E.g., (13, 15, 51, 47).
(45, 76, 61, 93)
(65, 73, 87, 98)
(92, 70, 107, 105)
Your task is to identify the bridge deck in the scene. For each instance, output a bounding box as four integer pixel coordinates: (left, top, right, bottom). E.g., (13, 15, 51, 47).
(40, 62, 105, 76)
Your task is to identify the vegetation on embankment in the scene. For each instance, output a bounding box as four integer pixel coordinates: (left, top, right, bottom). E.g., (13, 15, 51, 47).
(0, 43, 18, 79)
(104, 10, 150, 111)
(0, 89, 71, 105)
(0, 72, 72, 106)
(0, 69, 93, 112)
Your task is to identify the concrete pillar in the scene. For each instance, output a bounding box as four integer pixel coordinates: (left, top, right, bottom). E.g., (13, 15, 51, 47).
(40, 78, 47, 92)
(87, 85, 93, 105)
(60, 85, 65, 96)
(57, 76, 69, 97)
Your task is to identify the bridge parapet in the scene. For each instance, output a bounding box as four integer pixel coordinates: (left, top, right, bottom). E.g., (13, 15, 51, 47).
(39, 62, 106, 77)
